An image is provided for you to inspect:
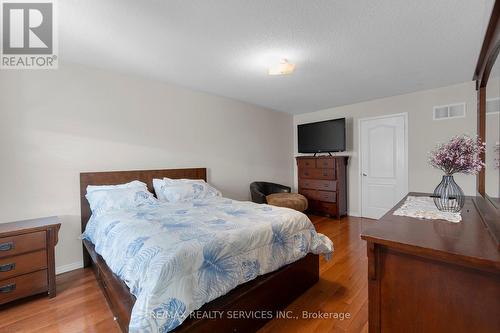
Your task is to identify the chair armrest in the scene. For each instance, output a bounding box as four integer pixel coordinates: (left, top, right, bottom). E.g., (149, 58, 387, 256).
(250, 183, 268, 204)
(250, 189, 267, 204)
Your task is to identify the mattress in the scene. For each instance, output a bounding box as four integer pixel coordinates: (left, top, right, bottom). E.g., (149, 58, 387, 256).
(83, 197, 333, 332)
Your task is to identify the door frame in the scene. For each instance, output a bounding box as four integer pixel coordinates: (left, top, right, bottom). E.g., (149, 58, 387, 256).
(358, 112, 409, 219)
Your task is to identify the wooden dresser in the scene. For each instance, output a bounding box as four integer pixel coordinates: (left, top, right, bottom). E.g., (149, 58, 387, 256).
(0, 217, 60, 305)
(361, 193, 500, 333)
(296, 156, 348, 218)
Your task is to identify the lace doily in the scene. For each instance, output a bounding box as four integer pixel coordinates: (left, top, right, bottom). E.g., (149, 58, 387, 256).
(393, 196, 461, 223)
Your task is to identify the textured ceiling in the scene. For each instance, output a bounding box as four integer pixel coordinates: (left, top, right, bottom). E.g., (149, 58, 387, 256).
(60, 0, 494, 114)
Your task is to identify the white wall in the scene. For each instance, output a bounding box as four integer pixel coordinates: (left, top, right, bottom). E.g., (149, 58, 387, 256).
(294, 82, 477, 216)
(0, 63, 293, 272)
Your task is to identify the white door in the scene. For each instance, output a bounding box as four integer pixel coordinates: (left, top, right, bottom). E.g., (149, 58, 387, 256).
(360, 113, 408, 219)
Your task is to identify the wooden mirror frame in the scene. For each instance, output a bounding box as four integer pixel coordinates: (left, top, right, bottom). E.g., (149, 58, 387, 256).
(473, 0, 500, 249)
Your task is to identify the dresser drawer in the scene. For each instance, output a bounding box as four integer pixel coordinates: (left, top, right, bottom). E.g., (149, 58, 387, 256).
(0, 269, 48, 305)
(297, 158, 316, 169)
(316, 158, 335, 169)
(299, 168, 335, 180)
(320, 202, 338, 215)
(0, 232, 46, 259)
(0, 250, 47, 280)
(300, 179, 336, 191)
(300, 189, 317, 200)
(301, 189, 337, 203)
(316, 191, 337, 203)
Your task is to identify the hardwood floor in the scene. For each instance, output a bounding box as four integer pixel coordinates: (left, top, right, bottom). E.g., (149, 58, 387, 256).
(260, 216, 372, 333)
(0, 215, 374, 333)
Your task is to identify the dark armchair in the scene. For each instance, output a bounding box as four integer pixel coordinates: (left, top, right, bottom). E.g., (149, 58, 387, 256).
(250, 181, 291, 204)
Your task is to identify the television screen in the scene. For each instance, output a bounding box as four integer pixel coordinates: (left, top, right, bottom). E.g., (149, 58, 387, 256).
(298, 118, 346, 153)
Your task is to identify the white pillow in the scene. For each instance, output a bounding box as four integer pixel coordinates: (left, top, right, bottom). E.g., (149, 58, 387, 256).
(163, 177, 206, 184)
(86, 187, 158, 216)
(86, 180, 147, 194)
(163, 178, 221, 196)
(153, 178, 221, 202)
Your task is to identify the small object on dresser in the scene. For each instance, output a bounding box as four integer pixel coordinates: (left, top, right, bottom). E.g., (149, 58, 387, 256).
(428, 135, 485, 212)
(394, 195, 461, 223)
(0, 216, 60, 305)
(432, 175, 465, 212)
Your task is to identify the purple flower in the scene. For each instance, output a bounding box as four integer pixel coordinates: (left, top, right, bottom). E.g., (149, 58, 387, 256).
(428, 135, 485, 175)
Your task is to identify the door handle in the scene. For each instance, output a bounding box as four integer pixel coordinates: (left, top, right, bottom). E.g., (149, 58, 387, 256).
(362, 173, 367, 176)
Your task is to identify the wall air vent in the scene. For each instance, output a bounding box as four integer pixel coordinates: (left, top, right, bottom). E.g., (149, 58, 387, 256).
(433, 103, 466, 120)
(486, 97, 500, 114)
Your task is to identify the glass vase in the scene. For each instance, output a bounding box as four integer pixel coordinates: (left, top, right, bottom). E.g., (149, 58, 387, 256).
(432, 175, 465, 213)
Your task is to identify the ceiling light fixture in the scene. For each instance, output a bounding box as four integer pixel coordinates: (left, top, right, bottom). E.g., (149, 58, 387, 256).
(268, 59, 295, 76)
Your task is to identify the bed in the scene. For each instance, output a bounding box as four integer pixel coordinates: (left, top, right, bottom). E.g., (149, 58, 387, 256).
(80, 168, 330, 332)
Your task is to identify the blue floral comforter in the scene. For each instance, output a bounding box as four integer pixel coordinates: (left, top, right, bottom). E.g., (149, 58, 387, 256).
(83, 197, 333, 332)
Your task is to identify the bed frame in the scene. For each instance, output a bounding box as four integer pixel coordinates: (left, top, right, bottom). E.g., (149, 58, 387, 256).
(80, 168, 319, 333)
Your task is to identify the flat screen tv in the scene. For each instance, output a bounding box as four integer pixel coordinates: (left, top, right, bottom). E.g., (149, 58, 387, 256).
(298, 118, 346, 153)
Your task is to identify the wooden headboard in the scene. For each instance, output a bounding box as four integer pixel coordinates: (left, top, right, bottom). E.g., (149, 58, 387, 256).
(79, 168, 206, 264)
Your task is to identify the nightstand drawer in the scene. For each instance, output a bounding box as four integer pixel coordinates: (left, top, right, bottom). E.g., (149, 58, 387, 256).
(0, 250, 47, 280)
(0, 270, 48, 305)
(0, 231, 46, 259)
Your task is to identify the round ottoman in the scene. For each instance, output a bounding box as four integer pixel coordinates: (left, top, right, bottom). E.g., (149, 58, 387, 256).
(265, 193, 308, 212)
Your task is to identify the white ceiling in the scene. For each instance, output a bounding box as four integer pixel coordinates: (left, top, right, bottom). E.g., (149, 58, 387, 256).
(60, 0, 494, 114)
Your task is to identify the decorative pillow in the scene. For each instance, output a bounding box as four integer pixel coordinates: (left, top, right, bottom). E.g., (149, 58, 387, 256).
(86, 187, 158, 216)
(86, 180, 147, 194)
(153, 178, 221, 202)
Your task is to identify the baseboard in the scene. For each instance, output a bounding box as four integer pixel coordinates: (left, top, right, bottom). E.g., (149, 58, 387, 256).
(347, 211, 361, 217)
(56, 260, 84, 275)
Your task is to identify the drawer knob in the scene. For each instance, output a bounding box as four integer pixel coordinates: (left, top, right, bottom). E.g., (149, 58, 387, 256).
(0, 263, 15, 272)
(0, 283, 16, 293)
(0, 242, 14, 252)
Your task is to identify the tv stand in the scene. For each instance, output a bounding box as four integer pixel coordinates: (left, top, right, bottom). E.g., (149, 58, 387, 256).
(296, 156, 348, 219)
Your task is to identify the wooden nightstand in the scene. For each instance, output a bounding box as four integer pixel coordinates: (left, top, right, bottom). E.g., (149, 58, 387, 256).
(0, 217, 60, 305)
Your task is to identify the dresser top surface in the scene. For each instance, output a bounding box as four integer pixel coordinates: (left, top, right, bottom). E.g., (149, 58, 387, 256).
(0, 216, 60, 237)
(361, 193, 500, 271)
